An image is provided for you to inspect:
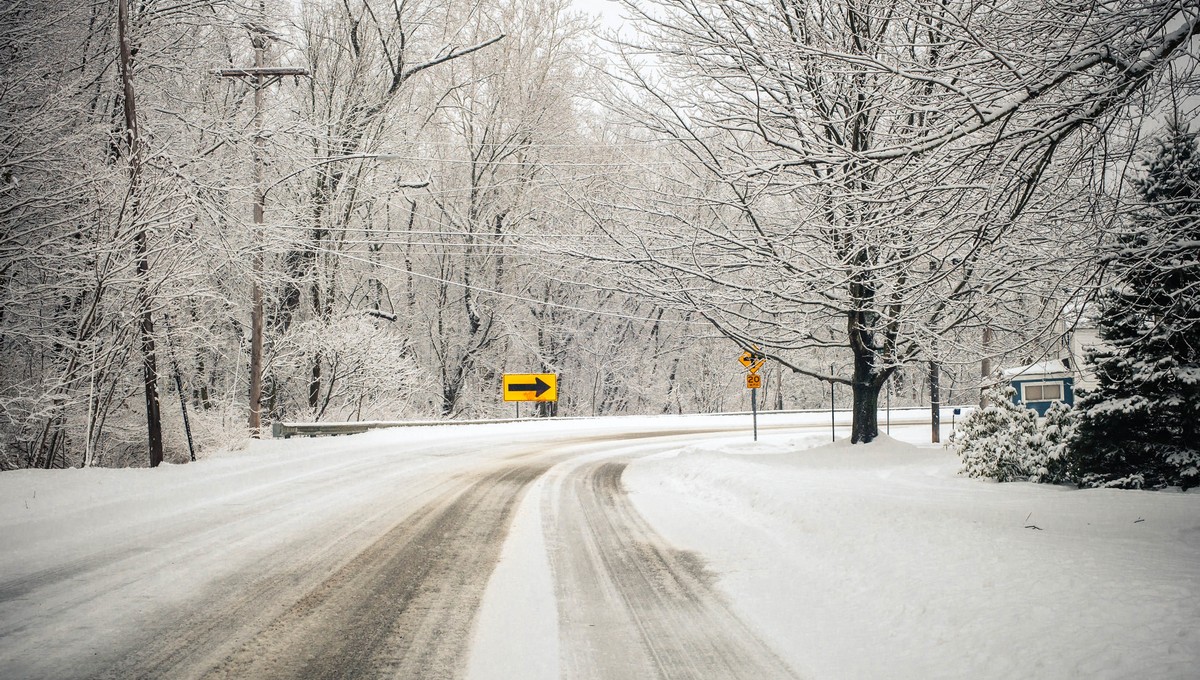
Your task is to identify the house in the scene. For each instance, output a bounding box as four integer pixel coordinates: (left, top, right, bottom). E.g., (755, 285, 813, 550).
(1064, 324, 1102, 391)
(994, 318, 1104, 415)
(1001, 359, 1074, 416)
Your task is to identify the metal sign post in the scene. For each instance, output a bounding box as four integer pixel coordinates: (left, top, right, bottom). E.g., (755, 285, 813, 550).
(830, 363, 836, 442)
(752, 386, 758, 441)
(740, 348, 766, 442)
(746, 372, 762, 441)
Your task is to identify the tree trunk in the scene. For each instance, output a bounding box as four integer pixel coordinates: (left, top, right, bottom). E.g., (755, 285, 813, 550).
(308, 354, 321, 412)
(849, 339, 883, 443)
(441, 367, 464, 416)
(137, 252, 164, 466)
(850, 373, 881, 443)
(930, 358, 941, 443)
(980, 326, 994, 407)
(118, 0, 163, 467)
(774, 367, 783, 411)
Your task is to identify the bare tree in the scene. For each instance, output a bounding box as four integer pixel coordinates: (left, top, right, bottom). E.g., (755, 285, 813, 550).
(271, 0, 504, 419)
(584, 0, 1199, 442)
(1, 0, 255, 468)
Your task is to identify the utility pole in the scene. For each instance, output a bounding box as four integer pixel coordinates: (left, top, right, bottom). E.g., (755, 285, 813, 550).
(217, 25, 307, 437)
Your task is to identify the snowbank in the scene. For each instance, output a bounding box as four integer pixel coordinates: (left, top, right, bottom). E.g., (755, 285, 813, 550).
(625, 427, 1200, 680)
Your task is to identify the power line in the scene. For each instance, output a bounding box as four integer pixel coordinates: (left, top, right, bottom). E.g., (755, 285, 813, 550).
(310, 244, 707, 327)
(254, 167, 621, 201)
(295, 154, 680, 168)
(266, 223, 612, 240)
(295, 138, 664, 150)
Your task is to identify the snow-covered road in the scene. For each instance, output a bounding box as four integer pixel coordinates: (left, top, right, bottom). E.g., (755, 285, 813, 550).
(1, 412, 1197, 679)
(1, 426, 534, 679)
(0, 416, 806, 679)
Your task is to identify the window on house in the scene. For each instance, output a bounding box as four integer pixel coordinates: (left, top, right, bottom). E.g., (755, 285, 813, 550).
(1023, 382, 1063, 402)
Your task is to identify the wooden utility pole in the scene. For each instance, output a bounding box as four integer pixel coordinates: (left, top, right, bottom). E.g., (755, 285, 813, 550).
(118, 0, 164, 466)
(218, 28, 307, 437)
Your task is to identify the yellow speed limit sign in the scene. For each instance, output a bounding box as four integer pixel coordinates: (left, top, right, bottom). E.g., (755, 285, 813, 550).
(746, 373, 762, 389)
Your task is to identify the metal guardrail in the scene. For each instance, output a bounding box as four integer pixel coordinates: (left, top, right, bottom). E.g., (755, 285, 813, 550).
(270, 417, 539, 438)
(272, 421, 378, 438)
(270, 406, 972, 438)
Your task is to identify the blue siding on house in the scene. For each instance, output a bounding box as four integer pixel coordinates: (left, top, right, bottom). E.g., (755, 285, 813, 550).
(1009, 377, 1074, 416)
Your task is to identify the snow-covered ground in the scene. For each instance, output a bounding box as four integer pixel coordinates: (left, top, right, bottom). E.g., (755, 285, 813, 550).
(625, 425, 1200, 679)
(2, 412, 1197, 679)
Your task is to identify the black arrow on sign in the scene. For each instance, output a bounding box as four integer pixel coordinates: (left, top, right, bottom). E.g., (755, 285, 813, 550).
(508, 377, 552, 397)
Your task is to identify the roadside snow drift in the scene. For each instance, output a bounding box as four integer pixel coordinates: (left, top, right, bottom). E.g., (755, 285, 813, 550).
(625, 428, 1200, 680)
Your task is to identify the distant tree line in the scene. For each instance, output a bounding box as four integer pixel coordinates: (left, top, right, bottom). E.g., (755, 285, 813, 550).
(2, 0, 1197, 469)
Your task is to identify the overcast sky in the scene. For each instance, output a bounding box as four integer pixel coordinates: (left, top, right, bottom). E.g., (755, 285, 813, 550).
(571, 0, 628, 32)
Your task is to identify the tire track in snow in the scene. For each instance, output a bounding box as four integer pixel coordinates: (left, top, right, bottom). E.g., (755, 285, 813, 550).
(1, 453, 463, 680)
(0, 451, 414, 607)
(199, 458, 554, 680)
(552, 458, 800, 680)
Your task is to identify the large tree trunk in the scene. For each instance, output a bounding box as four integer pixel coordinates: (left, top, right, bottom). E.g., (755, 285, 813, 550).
(850, 350, 881, 444)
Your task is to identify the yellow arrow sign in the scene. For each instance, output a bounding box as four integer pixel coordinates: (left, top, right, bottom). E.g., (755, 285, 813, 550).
(503, 373, 558, 402)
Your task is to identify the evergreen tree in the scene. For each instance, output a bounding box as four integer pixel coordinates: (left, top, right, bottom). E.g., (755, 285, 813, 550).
(1070, 122, 1200, 490)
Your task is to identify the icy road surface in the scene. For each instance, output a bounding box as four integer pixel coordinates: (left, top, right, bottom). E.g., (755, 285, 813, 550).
(2, 411, 1198, 679)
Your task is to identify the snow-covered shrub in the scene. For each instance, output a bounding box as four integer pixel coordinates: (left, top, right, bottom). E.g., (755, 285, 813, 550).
(1028, 400, 1077, 484)
(950, 386, 1039, 482)
(950, 386, 1080, 484)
